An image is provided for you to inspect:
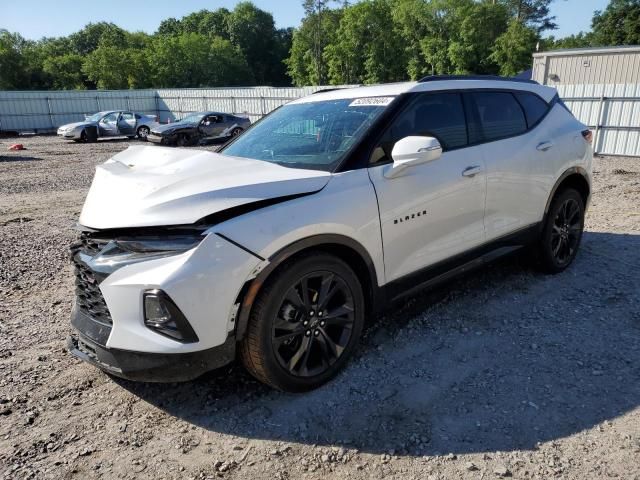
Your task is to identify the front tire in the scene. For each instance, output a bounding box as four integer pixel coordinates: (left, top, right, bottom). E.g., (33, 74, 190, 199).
(176, 133, 189, 147)
(536, 188, 585, 273)
(240, 252, 365, 392)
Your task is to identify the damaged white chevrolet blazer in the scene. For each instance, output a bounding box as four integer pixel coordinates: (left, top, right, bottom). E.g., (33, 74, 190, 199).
(68, 76, 592, 391)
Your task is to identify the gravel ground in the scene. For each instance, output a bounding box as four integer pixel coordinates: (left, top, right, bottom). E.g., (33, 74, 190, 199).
(1, 135, 639, 480)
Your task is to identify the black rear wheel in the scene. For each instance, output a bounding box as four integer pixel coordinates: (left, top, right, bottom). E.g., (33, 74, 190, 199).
(231, 127, 243, 138)
(537, 188, 584, 273)
(240, 252, 365, 392)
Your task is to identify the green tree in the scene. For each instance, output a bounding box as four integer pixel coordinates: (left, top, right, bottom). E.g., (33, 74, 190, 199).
(498, 0, 558, 31)
(287, 8, 343, 85)
(448, 1, 510, 74)
(68, 22, 128, 55)
(325, 0, 406, 84)
(226, 2, 278, 84)
(148, 33, 253, 88)
(592, 0, 640, 45)
(490, 19, 539, 76)
(42, 53, 85, 89)
(0, 30, 28, 89)
(83, 44, 134, 89)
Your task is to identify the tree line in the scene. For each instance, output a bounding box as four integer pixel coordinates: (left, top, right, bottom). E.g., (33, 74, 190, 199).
(0, 0, 638, 91)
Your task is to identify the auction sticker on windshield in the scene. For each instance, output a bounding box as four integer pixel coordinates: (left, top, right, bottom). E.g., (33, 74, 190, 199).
(349, 97, 395, 107)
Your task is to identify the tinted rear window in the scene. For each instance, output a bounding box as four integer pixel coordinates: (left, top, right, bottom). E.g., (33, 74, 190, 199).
(471, 92, 527, 141)
(514, 92, 549, 127)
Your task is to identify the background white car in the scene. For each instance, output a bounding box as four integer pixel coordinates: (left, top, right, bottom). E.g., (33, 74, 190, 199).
(68, 76, 592, 392)
(57, 111, 159, 142)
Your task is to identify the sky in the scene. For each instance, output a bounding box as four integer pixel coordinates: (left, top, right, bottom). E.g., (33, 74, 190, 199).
(1, 0, 610, 40)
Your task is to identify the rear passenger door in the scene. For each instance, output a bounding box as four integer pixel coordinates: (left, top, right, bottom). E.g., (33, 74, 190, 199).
(467, 90, 553, 240)
(367, 92, 487, 283)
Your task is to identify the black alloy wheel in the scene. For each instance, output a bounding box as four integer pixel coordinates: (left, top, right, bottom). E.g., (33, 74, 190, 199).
(231, 127, 243, 137)
(240, 252, 365, 392)
(176, 133, 189, 147)
(272, 271, 355, 377)
(537, 188, 584, 273)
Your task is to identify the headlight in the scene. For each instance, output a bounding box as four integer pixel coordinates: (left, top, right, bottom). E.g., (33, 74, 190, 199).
(77, 233, 207, 276)
(115, 236, 203, 253)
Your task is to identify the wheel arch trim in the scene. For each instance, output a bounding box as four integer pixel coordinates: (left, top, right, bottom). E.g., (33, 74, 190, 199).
(233, 234, 382, 341)
(544, 166, 591, 216)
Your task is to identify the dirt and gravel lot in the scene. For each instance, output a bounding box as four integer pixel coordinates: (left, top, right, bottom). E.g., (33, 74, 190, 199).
(0, 135, 639, 480)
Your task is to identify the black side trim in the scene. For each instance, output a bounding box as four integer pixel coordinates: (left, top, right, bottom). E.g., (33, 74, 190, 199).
(384, 224, 540, 302)
(234, 234, 381, 340)
(215, 233, 265, 261)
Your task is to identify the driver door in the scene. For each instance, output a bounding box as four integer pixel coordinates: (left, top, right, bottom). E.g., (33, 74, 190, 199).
(98, 112, 119, 137)
(367, 92, 487, 283)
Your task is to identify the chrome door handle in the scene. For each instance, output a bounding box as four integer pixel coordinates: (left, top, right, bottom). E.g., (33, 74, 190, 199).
(462, 165, 482, 177)
(536, 141, 554, 151)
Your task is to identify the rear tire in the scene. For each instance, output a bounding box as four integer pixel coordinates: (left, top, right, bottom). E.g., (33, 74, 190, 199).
(240, 252, 365, 392)
(536, 188, 585, 273)
(231, 127, 243, 138)
(137, 126, 150, 140)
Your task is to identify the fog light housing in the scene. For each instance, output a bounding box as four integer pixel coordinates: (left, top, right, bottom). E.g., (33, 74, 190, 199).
(143, 289, 199, 343)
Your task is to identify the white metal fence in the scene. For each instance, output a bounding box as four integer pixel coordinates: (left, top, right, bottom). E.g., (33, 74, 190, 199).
(0, 86, 350, 133)
(1, 83, 639, 156)
(557, 83, 640, 157)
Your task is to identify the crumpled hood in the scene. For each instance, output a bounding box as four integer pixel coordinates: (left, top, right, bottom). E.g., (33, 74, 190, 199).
(79, 146, 331, 229)
(152, 122, 196, 134)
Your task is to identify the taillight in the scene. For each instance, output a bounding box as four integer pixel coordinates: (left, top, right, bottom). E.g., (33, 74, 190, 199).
(581, 129, 593, 145)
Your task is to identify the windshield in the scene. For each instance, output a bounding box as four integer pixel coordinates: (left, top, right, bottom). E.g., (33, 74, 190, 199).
(86, 112, 107, 122)
(178, 113, 204, 124)
(221, 97, 394, 171)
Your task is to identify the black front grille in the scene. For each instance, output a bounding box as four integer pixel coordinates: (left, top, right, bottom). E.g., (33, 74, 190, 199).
(73, 259, 113, 326)
(71, 233, 113, 326)
(71, 233, 109, 256)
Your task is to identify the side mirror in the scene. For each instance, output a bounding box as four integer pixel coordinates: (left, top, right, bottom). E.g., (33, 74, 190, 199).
(385, 136, 442, 179)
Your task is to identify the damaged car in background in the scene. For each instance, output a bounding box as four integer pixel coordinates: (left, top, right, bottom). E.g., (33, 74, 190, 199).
(147, 111, 251, 146)
(57, 111, 159, 142)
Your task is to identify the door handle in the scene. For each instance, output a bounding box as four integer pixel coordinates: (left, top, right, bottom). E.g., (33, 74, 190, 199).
(462, 165, 482, 177)
(536, 141, 554, 151)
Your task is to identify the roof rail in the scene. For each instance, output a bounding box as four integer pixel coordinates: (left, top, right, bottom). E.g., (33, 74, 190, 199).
(417, 75, 538, 84)
(312, 87, 348, 94)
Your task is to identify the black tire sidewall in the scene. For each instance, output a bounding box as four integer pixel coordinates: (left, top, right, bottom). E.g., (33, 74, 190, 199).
(250, 253, 365, 392)
(137, 126, 149, 140)
(540, 188, 585, 272)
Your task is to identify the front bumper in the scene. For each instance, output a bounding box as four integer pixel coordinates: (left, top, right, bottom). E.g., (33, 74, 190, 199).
(68, 231, 262, 380)
(147, 133, 166, 144)
(57, 129, 80, 139)
(67, 332, 236, 382)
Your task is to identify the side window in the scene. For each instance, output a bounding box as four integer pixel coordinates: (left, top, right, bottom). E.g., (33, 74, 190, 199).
(514, 91, 549, 128)
(101, 112, 118, 123)
(471, 92, 527, 141)
(216, 115, 225, 123)
(120, 112, 134, 121)
(370, 92, 467, 164)
(135, 113, 141, 120)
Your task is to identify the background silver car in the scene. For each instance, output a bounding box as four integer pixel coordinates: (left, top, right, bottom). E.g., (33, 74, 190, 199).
(57, 111, 159, 142)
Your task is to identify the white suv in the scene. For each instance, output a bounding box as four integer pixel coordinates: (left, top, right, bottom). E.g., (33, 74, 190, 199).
(69, 76, 592, 391)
